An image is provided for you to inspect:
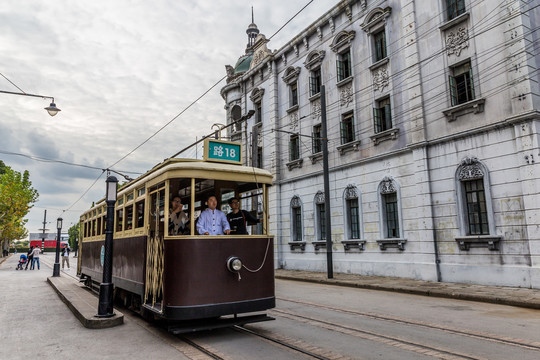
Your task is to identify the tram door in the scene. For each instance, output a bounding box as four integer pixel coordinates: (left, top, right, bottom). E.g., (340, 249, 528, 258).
(145, 186, 165, 311)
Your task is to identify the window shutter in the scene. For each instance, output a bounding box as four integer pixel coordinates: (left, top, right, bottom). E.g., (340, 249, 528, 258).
(373, 107, 382, 133)
(382, 32, 387, 58)
(340, 121, 346, 144)
(337, 59, 343, 81)
(384, 103, 392, 130)
(449, 75, 458, 106)
(309, 75, 315, 96)
(468, 68, 475, 100)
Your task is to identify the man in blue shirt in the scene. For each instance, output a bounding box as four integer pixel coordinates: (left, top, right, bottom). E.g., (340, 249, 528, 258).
(197, 195, 231, 235)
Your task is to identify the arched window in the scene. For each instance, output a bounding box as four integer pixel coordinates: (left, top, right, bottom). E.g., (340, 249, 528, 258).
(315, 191, 326, 240)
(361, 7, 392, 64)
(331, 31, 355, 83)
(282, 67, 301, 109)
(290, 196, 303, 242)
(455, 156, 495, 236)
(304, 50, 325, 97)
(344, 185, 361, 240)
(378, 176, 402, 239)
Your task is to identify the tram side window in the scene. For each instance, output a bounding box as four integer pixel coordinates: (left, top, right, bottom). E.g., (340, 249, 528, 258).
(116, 209, 124, 232)
(97, 217, 102, 236)
(102, 215, 106, 233)
(135, 200, 145, 228)
(168, 178, 191, 236)
(92, 219, 96, 236)
(125, 204, 134, 230)
(84, 222, 88, 238)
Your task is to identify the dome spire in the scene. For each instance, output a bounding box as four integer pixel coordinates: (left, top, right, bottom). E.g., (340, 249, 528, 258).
(246, 6, 259, 52)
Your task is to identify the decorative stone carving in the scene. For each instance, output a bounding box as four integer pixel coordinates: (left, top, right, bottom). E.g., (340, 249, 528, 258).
(250, 34, 272, 69)
(344, 185, 358, 200)
(380, 176, 396, 194)
(315, 191, 325, 204)
(446, 27, 469, 57)
(250, 88, 265, 103)
(458, 156, 484, 180)
(340, 84, 353, 107)
(304, 50, 326, 71)
(346, 4, 352, 21)
(317, 26, 322, 40)
(329, 18, 335, 33)
(282, 53, 287, 66)
(361, 7, 392, 34)
(267, 61, 272, 73)
(291, 196, 301, 208)
(289, 111, 299, 131)
(373, 66, 389, 92)
(294, 44, 299, 57)
(361, 0, 367, 9)
(303, 37, 309, 50)
(312, 100, 321, 119)
(331, 30, 356, 53)
(282, 67, 301, 85)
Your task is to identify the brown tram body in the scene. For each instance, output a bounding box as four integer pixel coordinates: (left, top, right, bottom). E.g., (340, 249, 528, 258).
(78, 158, 274, 325)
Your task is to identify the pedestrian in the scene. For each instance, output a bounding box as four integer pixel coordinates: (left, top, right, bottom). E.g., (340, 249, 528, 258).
(25, 246, 34, 270)
(61, 246, 70, 269)
(31, 246, 41, 270)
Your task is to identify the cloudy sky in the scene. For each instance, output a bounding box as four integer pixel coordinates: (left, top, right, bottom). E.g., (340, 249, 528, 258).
(0, 0, 340, 235)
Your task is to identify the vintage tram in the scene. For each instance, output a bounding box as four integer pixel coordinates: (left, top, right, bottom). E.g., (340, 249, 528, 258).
(78, 151, 274, 330)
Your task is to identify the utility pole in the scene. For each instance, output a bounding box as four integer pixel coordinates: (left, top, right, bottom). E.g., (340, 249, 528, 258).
(251, 124, 259, 168)
(40, 210, 47, 253)
(321, 85, 333, 279)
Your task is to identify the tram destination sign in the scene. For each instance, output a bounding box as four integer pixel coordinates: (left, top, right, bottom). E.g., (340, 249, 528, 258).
(204, 139, 242, 165)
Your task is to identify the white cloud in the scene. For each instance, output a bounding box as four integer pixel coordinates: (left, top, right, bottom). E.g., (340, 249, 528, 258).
(0, 0, 339, 234)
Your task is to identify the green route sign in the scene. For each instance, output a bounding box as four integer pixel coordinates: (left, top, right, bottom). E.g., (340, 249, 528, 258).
(204, 139, 242, 165)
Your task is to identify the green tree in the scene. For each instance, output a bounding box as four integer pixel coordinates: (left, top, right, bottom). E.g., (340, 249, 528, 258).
(68, 222, 79, 251)
(0, 164, 39, 254)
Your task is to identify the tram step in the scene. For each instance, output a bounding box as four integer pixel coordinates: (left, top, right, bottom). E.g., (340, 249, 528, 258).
(167, 314, 275, 334)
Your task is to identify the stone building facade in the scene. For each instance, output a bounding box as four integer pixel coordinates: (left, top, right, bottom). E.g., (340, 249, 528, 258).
(220, 0, 540, 288)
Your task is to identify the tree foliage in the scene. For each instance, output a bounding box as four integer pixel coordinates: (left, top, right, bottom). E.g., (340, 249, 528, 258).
(0, 161, 39, 251)
(68, 222, 79, 251)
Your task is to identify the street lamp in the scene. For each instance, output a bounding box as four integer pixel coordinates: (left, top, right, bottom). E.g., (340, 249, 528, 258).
(52, 217, 63, 277)
(96, 175, 118, 317)
(0, 90, 61, 116)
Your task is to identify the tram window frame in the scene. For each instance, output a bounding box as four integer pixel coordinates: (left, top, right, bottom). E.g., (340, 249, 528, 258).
(135, 200, 145, 228)
(97, 217, 102, 236)
(92, 219, 96, 237)
(168, 178, 193, 236)
(125, 204, 134, 230)
(116, 208, 124, 232)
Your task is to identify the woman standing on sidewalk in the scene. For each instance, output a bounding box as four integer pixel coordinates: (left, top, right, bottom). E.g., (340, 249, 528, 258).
(31, 246, 40, 270)
(25, 246, 34, 270)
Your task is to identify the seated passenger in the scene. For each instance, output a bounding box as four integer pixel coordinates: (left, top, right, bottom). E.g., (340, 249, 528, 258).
(169, 196, 189, 235)
(196, 194, 231, 235)
(226, 197, 262, 235)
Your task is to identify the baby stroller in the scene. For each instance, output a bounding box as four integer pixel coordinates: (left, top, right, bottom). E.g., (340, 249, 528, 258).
(16, 254, 27, 270)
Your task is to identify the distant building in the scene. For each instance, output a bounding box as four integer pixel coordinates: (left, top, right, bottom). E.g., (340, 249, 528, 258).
(221, 1, 540, 288)
(29, 232, 69, 248)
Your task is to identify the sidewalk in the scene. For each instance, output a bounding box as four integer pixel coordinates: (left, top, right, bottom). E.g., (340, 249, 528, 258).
(275, 269, 540, 310)
(0, 253, 188, 360)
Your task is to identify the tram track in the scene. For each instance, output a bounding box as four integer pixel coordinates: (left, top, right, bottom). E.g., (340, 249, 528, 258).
(270, 307, 487, 360)
(233, 325, 352, 360)
(277, 297, 540, 353)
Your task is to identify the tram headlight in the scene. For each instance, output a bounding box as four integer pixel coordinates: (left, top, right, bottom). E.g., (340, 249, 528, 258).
(226, 256, 243, 273)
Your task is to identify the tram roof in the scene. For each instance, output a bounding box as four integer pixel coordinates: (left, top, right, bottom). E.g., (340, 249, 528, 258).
(85, 159, 273, 212)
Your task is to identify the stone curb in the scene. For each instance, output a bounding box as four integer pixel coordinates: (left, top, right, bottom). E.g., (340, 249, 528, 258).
(275, 271, 540, 310)
(47, 276, 124, 329)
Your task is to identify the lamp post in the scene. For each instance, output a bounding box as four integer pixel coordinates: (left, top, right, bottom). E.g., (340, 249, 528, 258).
(0, 90, 61, 116)
(97, 175, 118, 317)
(52, 217, 62, 277)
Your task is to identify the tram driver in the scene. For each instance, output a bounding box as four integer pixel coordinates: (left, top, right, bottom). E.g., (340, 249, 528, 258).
(169, 196, 189, 235)
(196, 194, 231, 235)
